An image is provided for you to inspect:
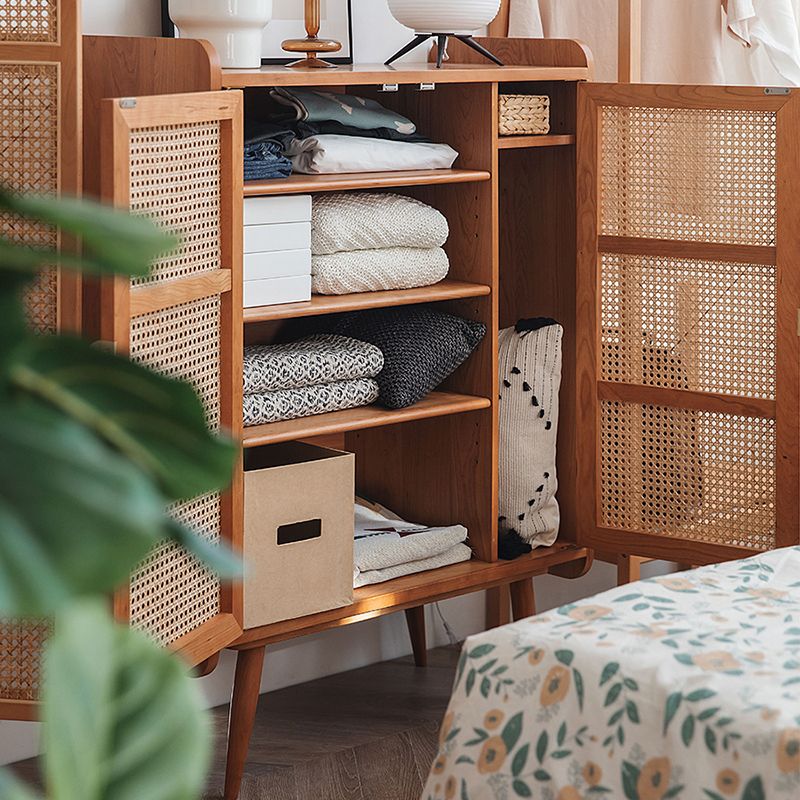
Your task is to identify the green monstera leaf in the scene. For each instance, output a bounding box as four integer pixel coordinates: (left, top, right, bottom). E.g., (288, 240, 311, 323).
(43, 601, 211, 800)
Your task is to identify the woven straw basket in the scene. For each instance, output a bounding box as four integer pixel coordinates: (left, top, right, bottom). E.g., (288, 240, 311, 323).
(499, 94, 550, 135)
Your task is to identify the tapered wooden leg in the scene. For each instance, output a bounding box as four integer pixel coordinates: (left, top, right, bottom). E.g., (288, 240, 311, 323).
(509, 578, 536, 621)
(224, 646, 266, 800)
(404, 605, 427, 667)
(617, 554, 644, 585)
(486, 585, 511, 629)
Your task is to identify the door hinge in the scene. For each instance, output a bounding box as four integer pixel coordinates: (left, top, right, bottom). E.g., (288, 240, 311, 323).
(119, 97, 137, 108)
(93, 339, 117, 354)
(765, 87, 791, 95)
(380, 83, 399, 93)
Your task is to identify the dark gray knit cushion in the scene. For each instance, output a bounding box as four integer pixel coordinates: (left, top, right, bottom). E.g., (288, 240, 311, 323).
(330, 306, 486, 409)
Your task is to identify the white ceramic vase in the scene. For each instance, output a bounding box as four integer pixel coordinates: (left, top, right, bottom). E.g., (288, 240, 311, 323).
(169, 0, 273, 69)
(386, 0, 501, 36)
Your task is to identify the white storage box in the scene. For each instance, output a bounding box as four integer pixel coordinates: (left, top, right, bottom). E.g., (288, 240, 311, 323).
(243, 274, 311, 308)
(244, 221, 311, 254)
(243, 442, 354, 628)
(244, 195, 311, 226)
(244, 249, 311, 282)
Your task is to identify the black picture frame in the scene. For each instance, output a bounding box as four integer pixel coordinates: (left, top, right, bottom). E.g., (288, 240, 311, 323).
(160, 0, 354, 66)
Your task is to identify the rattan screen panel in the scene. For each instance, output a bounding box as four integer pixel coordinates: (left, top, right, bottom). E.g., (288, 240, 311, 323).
(601, 253, 775, 399)
(0, 0, 57, 42)
(600, 400, 775, 550)
(129, 122, 222, 288)
(600, 106, 776, 246)
(127, 296, 222, 647)
(0, 619, 50, 702)
(1, 62, 60, 332)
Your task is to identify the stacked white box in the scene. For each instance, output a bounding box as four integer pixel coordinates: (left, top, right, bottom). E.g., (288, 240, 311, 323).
(243, 195, 312, 308)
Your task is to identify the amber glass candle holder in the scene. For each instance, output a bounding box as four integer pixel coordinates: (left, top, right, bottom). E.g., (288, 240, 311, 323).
(282, 0, 342, 68)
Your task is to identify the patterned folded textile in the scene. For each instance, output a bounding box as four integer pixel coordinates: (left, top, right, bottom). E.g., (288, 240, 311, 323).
(312, 247, 449, 295)
(243, 378, 379, 427)
(294, 120, 431, 143)
(243, 335, 383, 395)
(286, 135, 458, 175)
(311, 192, 448, 255)
(354, 544, 472, 588)
(270, 88, 417, 135)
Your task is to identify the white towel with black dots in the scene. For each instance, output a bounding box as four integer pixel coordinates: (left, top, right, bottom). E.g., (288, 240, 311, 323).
(498, 319, 562, 547)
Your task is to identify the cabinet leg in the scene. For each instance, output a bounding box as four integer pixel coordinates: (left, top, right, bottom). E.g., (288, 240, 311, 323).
(617, 554, 644, 585)
(509, 578, 536, 621)
(404, 605, 427, 667)
(224, 646, 266, 800)
(486, 585, 511, 629)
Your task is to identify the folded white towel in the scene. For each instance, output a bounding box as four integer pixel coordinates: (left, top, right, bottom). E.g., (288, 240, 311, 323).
(286, 135, 459, 175)
(353, 503, 470, 587)
(312, 192, 449, 255)
(354, 544, 472, 588)
(312, 247, 449, 295)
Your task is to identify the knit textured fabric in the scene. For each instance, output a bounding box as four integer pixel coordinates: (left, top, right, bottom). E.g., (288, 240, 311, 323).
(311, 192, 449, 255)
(312, 247, 449, 295)
(243, 335, 383, 395)
(330, 306, 486, 409)
(243, 378, 379, 427)
(498, 320, 563, 547)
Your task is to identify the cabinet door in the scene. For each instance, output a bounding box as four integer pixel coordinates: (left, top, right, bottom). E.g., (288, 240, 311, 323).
(100, 91, 244, 665)
(0, 0, 81, 722)
(576, 83, 800, 565)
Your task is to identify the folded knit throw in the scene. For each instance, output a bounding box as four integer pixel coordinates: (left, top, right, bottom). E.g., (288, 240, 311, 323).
(243, 334, 383, 395)
(311, 192, 449, 255)
(243, 378, 379, 427)
(312, 247, 449, 295)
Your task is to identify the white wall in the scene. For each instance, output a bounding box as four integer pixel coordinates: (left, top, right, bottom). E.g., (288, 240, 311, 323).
(1, 0, 655, 768)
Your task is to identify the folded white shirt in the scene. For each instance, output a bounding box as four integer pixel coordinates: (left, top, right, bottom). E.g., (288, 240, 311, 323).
(286, 135, 459, 175)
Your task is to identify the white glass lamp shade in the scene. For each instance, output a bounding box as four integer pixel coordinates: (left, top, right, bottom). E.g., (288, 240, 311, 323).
(387, 0, 501, 36)
(169, 0, 273, 69)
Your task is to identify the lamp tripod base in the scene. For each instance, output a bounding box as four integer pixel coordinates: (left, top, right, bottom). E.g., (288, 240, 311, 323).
(384, 33, 503, 69)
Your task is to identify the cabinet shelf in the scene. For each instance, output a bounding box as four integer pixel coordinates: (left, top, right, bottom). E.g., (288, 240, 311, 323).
(233, 543, 591, 647)
(243, 391, 491, 448)
(498, 134, 576, 149)
(244, 168, 491, 197)
(243, 279, 491, 323)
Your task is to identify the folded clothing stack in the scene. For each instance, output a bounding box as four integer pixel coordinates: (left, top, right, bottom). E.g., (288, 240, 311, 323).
(353, 499, 471, 588)
(242, 334, 384, 426)
(243, 89, 458, 179)
(311, 192, 450, 295)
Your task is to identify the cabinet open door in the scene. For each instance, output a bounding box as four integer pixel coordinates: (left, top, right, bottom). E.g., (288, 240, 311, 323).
(576, 83, 800, 565)
(100, 91, 245, 665)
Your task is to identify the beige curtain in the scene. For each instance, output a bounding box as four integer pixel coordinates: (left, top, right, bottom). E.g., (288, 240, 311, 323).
(509, 0, 800, 85)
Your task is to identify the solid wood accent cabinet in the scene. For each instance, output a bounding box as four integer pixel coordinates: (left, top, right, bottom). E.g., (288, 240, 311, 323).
(4, 27, 797, 800)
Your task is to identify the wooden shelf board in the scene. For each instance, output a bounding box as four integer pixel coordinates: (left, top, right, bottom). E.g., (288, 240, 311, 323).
(222, 62, 591, 89)
(244, 168, 491, 196)
(243, 279, 491, 323)
(232, 543, 591, 648)
(243, 391, 491, 448)
(498, 134, 576, 149)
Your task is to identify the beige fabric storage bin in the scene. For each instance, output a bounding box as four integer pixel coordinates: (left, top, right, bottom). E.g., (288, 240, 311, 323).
(499, 94, 550, 135)
(243, 442, 354, 628)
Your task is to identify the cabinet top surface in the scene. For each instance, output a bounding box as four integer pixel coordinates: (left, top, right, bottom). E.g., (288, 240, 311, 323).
(220, 61, 590, 88)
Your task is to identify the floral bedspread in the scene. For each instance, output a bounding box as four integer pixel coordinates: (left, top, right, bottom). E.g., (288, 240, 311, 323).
(422, 548, 800, 800)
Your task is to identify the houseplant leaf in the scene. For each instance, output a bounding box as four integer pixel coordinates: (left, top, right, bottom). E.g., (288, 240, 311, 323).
(8, 335, 237, 502)
(0, 403, 169, 616)
(43, 600, 210, 800)
(0, 191, 176, 278)
(0, 770, 40, 800)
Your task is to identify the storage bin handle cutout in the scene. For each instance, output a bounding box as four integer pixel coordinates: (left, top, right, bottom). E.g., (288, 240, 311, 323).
(277, 519, 322, 545)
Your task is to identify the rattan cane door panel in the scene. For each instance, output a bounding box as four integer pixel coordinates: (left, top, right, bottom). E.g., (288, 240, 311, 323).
(101, 92, 244, 666)
(0, 0, 80, 721)
(577, 83, 800, 565)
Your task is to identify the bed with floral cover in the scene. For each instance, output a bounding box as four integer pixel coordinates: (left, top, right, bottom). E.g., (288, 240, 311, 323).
(422, 547, 800, 800)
